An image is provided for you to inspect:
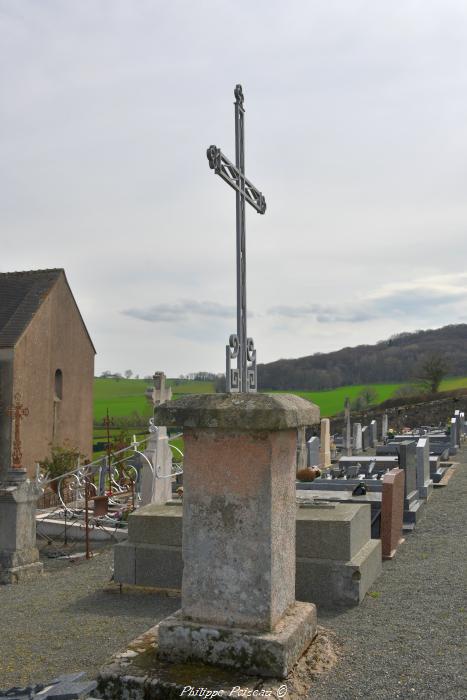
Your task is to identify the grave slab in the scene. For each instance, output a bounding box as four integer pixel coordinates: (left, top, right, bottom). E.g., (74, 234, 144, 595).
(114, 500, 382, 608)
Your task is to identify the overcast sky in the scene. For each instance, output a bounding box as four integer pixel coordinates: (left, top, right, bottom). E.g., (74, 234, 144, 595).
(2, 1, 467, 377)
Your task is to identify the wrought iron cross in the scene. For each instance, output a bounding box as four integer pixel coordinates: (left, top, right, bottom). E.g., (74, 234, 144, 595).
(6, 393, 29, 469)
(207, 84, 266, 393)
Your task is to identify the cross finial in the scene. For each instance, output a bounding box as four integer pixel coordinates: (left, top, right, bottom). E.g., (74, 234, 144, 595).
(234, 84, 244, 107)
(6, 392, 29, 469)
(206, 85, 266, 393)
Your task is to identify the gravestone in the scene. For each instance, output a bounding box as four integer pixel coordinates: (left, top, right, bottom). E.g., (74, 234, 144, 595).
(353, 422, 362, 452)
(343, 397, 352, 456)
(416, 437, 433, 500)
(307, 435, 320, 467)
(146, 371, 172, 406)
(398, 440, 425, 530)
(155, 393, 320, 678)
(140, 371, 173, 505)
(460, 411, 466, 437)
(369, 420, 377, 448)
(140, 425, 172, 506)
(381, 413, 388, 440)
(362, 425, 369, 451)
(454, 410, 462, 442)
(450, 417, 458, 453)
(319, 418, 331, 467)
(296, 426, 308, 469)
(380, 468, 405, 559)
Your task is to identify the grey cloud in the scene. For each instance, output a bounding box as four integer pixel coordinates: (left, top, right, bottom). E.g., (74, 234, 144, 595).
(268, 304, 375, 323)
(122, 300, 235, 323)
(267, 285, 466, 324)
(369, 287, 466, 316)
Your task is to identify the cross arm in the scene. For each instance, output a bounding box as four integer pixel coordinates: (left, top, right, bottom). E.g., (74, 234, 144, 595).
(207, 146, 266, 214)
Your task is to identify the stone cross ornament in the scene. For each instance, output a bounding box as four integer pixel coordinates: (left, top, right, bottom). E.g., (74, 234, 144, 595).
(6, 393, 29, 469)
(207, 84, 266, 393)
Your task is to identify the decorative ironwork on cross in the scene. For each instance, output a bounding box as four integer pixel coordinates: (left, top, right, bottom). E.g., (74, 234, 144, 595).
(6, 393, 29, 469)
(207, 84, 266, 393)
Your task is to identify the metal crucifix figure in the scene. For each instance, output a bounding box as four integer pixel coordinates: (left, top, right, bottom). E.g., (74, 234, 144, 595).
(207, 84, 266, 393)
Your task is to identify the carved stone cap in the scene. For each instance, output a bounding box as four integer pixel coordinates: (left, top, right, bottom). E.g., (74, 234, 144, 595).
(154, 393, 320, 431)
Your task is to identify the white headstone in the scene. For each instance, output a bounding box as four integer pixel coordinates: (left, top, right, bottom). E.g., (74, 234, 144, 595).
(141, 426, 173, 506)
(352, 423, 362, 452)
(319, 418, 331, 467)
(381, 413, 388, 440)
(307, 436, 320, 467)
(450, 417, 458, 450)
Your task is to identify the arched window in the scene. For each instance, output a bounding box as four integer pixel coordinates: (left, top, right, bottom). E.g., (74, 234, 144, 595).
(54, 369, 63, 400)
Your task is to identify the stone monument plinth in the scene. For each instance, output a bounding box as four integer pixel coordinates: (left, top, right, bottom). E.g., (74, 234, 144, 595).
(154, 392, 319, 678)
(0, 471, 43, 584)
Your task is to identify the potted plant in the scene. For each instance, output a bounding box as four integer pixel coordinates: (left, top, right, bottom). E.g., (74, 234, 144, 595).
(39, 442, 84, 492)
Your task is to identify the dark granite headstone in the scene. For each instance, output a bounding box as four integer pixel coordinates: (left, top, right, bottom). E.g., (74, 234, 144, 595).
(398, 440, 418, 504)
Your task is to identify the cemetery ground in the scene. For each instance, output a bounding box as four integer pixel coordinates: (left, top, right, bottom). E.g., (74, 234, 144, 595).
(1, 454, 465, 698)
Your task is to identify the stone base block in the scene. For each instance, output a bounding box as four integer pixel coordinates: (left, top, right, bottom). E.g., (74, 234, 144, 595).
(403, 497, 426, 532)
(0, 560, 43, 585)
(158, 602, 317, 678)
(296, 538, 382, 607)
(419, 480, 434, 500)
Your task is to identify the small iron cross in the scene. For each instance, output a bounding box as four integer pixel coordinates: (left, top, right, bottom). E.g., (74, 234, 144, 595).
(6, 393, 29, 469)
(207, 84, 266, 393)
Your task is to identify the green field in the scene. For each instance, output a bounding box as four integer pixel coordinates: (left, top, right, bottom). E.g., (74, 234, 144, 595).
(93, 378, 215, 422)
(270, 383, 404, 417)
(93, 375, 467, 425)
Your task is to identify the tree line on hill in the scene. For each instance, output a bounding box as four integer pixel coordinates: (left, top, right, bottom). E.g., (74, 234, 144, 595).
(256, 324, 467, 391)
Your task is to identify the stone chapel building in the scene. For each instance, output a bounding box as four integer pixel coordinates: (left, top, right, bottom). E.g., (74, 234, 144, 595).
(0, 269, 95, 478)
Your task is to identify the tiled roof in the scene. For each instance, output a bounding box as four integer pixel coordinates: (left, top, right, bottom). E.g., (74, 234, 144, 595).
(0, 269, 63, 347)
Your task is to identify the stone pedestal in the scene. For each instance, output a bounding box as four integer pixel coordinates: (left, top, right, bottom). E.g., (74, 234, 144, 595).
(154, 393, 319, 678)
(0, 473, 43, 584)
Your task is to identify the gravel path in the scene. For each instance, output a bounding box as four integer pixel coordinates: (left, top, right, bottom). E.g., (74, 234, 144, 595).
(0, 546, 178, 688)
(1, 452, 465, 698)
(313, 451, 467, 700)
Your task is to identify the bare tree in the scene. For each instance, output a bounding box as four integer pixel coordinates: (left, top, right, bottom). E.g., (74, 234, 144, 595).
(124, 369, 133, 380)
(415, 353, 449, 394)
